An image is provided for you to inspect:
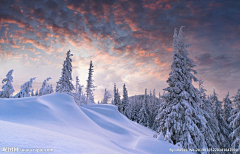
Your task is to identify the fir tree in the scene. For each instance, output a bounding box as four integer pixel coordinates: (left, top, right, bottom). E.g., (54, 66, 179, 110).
(229, 89, 240, 152)
(39, 77, 52, 96)
(223, 92, 233, 125)
(35, 89, 39, 96)
(198, 79, 221, 153)
(139, 89, 150, 127)
(155, 26, 207, 150)
(210, 90, 231, 149)
(86, 61, 96, 104)
(102, 88, 112, 104)
(122, 83, 129, 114)
(14, 77, 36, 98)
(56, 50, 75, 93)
(1, 69, 14, 98)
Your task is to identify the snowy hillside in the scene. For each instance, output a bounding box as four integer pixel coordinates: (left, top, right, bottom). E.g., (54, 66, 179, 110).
(0, 93, 191, 154)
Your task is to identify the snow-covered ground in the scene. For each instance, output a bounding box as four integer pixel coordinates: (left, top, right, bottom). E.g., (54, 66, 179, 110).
(0, 93, 191, 154)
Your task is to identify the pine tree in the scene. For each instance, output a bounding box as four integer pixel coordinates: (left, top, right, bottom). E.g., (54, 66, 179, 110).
(35, 89, 39, 96)
(14, 77, 36, 98)
(229, 89, 240, 152)
(1, 69, 14, 98)
(102, 88, 112, 104)
(210, 90, 231, 149)
(198, 79, 221, 153)
(155, 26, 207, 150)
(223, 92, 233, 125)
(113, 83, 117, 105)
(139, 89, 150, 127)
(39, 77, 52, 96)
(75, 76, 83, 105)
(56, 50, 75, 93)
(122, 83, 129, 114)
(86, 61, 96, 104)
(116, 88, 122, 112)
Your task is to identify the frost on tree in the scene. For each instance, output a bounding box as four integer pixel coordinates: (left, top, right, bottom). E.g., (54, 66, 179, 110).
(102, 88, 112, 104)
(86, 61, 96, 104)
(56, 50, 75, 93)
(198, 79, 220, 152)
(155, 26, 207, 150)
(210, 90, 231, 149)
(1, 69, 14, 98)
(138, 89, 150, 127)
(229, 89, 240, 152)
(39, 77, 53, 96)
(14, 77, 36, 98)
(122, 83, 129, 114)
(223, 92, 233, 126)
(75, 76, 84, 105)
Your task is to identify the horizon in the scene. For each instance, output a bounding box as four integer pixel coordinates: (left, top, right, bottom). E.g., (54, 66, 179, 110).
(0, 0, 240, 102)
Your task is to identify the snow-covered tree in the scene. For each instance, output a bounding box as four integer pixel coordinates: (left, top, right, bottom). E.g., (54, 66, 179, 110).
(74, 76, 84, 105)
(56, 50, 75, 93)
(39, 77, 53, 96)
(1, 69, 14, 98)
(102, 88, 112, 104)
(86, 61, 96, 104)
(210, 90, 231, 149)
(155, 27, 207, 150)
(138, 89, 150, 127)
(223, 92, 233, 125)
(229, 89, 240, 152)
(14, 77, 36, 98)
(122, 83, 129, 114)
(198, 79, 220, 152)
(35, 89, 39, 96)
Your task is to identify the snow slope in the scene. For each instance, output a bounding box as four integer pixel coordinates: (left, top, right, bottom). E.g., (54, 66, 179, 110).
(0, 93, 192, 154)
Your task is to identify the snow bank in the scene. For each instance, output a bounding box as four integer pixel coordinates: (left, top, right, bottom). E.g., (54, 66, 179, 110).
(0, 93, 192, 154)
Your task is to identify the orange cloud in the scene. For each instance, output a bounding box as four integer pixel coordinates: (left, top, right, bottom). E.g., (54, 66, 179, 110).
(29, 57, 40, 61)
(22, 38, 52, 54)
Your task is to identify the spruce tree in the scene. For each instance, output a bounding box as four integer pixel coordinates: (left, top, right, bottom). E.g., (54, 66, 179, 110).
(122, 83, 129, 114)
(139, 89, 150, 127)
(86, 61, 95, 104)
(155, 26, 207, 150)
(102, 88, 112, 104)
(56, 50, 75, 93)
(14, 77, 36, 98)
(210, 90, 231, 149)
(198, 79, 221, 153)
(1, 69, 14, 98)
(223, 92, 233, 125)
(39, 77, 52, 96)
(229, 89, 240, 152)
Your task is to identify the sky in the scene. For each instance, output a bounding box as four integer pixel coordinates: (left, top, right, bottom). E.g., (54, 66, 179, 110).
(0, 0, 239, 102)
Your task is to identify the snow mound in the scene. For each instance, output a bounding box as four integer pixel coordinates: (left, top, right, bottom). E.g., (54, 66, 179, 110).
(0, 93, 192, 154)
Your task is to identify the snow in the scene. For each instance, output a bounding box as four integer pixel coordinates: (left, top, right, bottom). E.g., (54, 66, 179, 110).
(0, 93, 192, 154)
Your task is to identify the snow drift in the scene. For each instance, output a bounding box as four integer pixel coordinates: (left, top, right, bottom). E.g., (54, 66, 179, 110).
(0, 93, 191, 154)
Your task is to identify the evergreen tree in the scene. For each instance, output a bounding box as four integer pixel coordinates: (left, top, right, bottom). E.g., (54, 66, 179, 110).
(210, 90, 231, 149)
(1, 69, 14, 98)
(75, 76, 83, 105)
(198, 79, 221, 153)
(14, 77, 36, 98)
(122, 83, 129, 114)
(229, 89, 240, 152)
(155, 27, 207, 150)
(139, 89, 150, 127)
(35, 89, 39, 96)
(102, 88, 112, 104)
(86, 61, 95, 104)
(116, 88, 122, 112)
(223, 92, 233, 125)
(56, 50, 75, 93)
(39, 77, 52, 96)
